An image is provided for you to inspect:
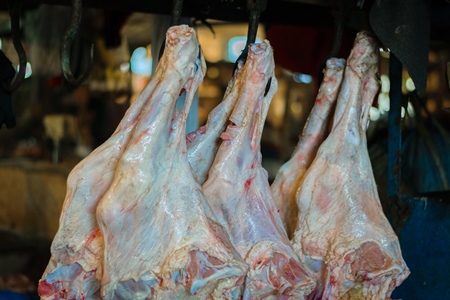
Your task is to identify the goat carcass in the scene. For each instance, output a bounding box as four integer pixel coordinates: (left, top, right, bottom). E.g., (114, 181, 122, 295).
(95, 25, 248, 299)
(38, 30, 175, 300)
(292, 31, 410, 299)
(203, 41, 315, 299)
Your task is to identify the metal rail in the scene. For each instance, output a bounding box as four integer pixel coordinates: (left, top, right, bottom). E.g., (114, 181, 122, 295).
(387, 53, 403, 202)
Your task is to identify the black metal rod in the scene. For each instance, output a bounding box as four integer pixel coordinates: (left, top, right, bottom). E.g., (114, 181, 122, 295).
(158, 0, 184, 60)
(387, 53, 403, 201)
(170, 0, 183, 26)
(60, 0, 93, 85)
(246, 10, 260, 47)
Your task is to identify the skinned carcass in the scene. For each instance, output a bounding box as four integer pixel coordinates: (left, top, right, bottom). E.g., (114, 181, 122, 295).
(292, 31, 410, 300)
(39, 25, 248, 300)
(271, 58, 345, 239)
(95, 25, 248, 299)
(203, 41, 315, 300)
(38, 28, 182, 300)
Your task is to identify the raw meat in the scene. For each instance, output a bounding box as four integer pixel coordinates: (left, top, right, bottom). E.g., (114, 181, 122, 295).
(38, 31, 169, 300)
(292, 31, 410, 299)
(271, 58, 345, 239)
(186, 61, 243, 184)
(203, 41, 315, 299)
(95, 25, 248, 299)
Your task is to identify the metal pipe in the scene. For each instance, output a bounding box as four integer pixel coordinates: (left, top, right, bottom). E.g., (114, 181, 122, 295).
(60, 0, 93, 85)
(158, 0, 184, 60)
(387, 53, 403, 202)
(170, 0, 184, 26)
(232, 0, 267, 75)
(246, 10, 260, 47)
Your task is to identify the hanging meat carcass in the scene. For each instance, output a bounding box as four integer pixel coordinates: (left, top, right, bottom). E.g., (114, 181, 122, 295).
(186, 61, 243, 184)
(95, 25, 247, 299)
(203, 41, 315, 299)
(292, 31, 410, 299)
(39, 26, 250, 299)
(38, 32, 172, 300)
(271, 58, 345, 239)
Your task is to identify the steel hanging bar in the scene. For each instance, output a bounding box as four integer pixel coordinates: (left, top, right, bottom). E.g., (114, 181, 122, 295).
(170, 0, 184, 27)
(158, 0, 184, 60)
(387, 52, 403, 203)
(2, 0, 27, 93)
(246, 10, 260, 47)
(327, 0, 347, 60)
(232, 0, 267, 76)
(60, 0, 94, 85)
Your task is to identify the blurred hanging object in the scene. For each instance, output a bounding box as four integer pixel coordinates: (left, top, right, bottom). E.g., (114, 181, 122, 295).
(446, 61, 450, 95)
(370, 0, 430, 98)
(2, 0, 27, 93)
(445, 61, 450, 113)
(0, 0, 25, 128)
(0, 51, 17, 128)
(60, 0, 94, 85)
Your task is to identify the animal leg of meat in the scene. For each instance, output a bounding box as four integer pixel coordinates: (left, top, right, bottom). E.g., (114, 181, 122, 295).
(271, 58, 345, 238)
(203, 41, 315, 300)
(38, 35, 170, 300)
(96, 25, 248, 299)
(292, 31, 410, 300)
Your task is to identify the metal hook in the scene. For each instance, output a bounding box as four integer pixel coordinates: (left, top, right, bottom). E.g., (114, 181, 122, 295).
(327, 0, 347, 60)
(158, 0, 185, 60)
(232, 0, 267, 75)
(170, 0, 184, 27)
(61, 0, 93, 85)
(2, 0, 27, 93)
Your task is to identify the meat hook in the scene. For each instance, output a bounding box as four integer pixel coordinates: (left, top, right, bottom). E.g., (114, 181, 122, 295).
(327, 0, 348, 60)
(170, 0, 184, 27)
(61, 0, 93, 85)
(2, 0, 27, 93)
(233, 0, 267, 74)
(232, 0, 271, 96)
(158, 0, 185, 60)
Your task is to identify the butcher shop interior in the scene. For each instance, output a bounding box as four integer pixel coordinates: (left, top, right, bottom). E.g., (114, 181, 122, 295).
(0, 0, 449, 299)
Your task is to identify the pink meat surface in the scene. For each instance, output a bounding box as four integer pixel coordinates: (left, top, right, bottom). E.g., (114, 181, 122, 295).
(38, 30, 170, 300)
(95, 25, 247, 299)
(292, 31, 410, 299)
(271, 58, 345, 239)
(203, 41, 315, 300)
(186, 61, 243, 184)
